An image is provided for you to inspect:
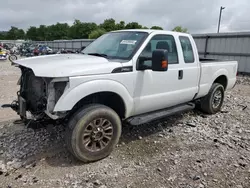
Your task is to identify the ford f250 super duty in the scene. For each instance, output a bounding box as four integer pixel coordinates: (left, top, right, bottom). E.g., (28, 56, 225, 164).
(2, 29, 238, 162)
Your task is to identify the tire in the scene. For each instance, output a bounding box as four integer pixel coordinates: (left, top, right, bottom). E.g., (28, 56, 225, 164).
(200, 83, 225, 114)
(65, 104, 122, 162)
(8, 54, 17, 62)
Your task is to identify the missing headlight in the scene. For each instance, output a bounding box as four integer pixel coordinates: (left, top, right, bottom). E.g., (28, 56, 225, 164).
(47, 78, 69, 113)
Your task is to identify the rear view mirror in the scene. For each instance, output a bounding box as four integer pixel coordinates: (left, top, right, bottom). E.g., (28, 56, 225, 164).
(152, 49, 168, 71)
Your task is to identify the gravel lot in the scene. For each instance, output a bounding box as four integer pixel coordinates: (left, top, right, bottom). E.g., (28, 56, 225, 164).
(0, 60, 20, 121)
(0, 60, 250, 188)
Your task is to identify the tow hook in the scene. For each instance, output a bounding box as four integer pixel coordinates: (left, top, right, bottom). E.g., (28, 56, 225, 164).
(1, 101, 18, 111)
(1, 104, 13, 108)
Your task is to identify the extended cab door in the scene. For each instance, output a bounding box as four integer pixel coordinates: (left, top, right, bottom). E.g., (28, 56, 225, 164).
(133, 33, 200, 115)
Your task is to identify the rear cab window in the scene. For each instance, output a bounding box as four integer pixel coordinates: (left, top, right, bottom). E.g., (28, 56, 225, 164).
(179, 36, 195, 63)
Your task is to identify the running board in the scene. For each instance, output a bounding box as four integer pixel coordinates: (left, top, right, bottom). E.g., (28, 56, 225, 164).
(126, 103, 195, 126)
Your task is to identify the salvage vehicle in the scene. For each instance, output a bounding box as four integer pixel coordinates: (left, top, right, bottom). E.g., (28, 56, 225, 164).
(3, 29, 238, 162)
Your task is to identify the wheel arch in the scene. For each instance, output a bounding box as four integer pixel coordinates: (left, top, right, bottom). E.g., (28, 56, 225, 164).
(53, 79, 134, 118)
(69, 91, 127, 119)
(211, 69, 229, 90)
(213, 75, 228, 89)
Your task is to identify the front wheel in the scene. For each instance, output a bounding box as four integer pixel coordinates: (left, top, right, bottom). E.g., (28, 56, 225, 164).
(200, 83, 225, 114)
(65, 104, 122, 162)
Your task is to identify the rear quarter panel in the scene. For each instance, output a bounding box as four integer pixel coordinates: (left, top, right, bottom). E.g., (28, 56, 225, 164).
(197, 61, 238, 98)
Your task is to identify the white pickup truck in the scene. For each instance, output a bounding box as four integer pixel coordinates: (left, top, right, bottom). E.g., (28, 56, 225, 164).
(4, 29, 238, 162)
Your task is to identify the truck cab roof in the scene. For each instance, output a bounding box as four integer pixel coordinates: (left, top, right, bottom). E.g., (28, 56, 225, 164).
(111, 29, 191, 36)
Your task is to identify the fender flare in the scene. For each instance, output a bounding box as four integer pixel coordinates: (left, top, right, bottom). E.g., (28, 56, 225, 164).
(53, 79, 134, 118)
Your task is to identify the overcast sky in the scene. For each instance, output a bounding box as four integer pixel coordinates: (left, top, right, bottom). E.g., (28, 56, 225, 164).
(0, 0, 249, 34)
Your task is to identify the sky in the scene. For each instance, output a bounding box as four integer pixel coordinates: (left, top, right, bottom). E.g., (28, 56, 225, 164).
(0, 0, 249, 34)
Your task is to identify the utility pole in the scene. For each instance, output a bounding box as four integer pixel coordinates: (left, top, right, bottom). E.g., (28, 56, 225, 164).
(217, 6, 225, 33)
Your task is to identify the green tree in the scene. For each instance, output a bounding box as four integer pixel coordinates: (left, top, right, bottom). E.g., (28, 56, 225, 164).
(151, 26, 163, 30)
(69, 20, 98, 39)
(116, 21, 125, 30)
(1, 18, 165, 41)
(0, 32, 6, 40)
(89, 28, 107, 39)
(68, 19, 81, 39)
(26, 26, 38, 40)
(6, 26, 18, 39)
(125, 22, 142, 29)
(46, 23, 70, 40)
(99, 18, 116, 32)
(17, 29, 25, 39)
(36, 25, 48, 41)
(172, 26, 188, 33)
(6, 26, 25, 39)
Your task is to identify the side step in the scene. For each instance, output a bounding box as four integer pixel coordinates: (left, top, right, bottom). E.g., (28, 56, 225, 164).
(126, 103, 195, 126)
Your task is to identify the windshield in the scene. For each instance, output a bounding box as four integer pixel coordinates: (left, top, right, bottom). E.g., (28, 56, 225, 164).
(82, 31, 148, 60)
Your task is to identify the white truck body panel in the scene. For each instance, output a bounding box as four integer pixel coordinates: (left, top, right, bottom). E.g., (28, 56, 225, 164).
(14, 54, 122, 77)
(12, 29, 238, 119)
(53, 71, 136, 117)
(197, 61, 237, 98)
(131, 31, 201, 115)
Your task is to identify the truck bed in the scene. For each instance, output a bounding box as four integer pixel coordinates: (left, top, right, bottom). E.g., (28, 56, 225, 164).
(196, 59, 238, 99)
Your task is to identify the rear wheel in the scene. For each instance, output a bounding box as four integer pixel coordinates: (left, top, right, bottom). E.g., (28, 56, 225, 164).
(66, 104, 122, 162)
(200, 83, 225, 114)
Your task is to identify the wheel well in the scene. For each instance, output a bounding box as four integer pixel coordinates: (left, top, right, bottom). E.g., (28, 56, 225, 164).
(70, 92, 126, 118)
(214, 75, 227, 89)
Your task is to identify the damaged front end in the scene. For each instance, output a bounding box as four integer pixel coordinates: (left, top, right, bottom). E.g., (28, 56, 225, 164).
(3, 66, 69, 121)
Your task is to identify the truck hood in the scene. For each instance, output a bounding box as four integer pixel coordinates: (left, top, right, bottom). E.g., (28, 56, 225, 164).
(13, 54, 122, 77)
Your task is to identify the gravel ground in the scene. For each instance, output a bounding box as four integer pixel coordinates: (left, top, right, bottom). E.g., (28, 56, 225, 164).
(0, 59, 250, 188)
(0, 59, 20, 121)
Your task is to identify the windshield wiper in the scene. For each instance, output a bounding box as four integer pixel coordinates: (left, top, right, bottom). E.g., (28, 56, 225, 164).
(87, 53, 108, 58)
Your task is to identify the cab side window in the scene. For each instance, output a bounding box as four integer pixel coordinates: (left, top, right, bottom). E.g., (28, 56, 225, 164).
(179, 36, 195, 63)
(139, 35, 178, 67)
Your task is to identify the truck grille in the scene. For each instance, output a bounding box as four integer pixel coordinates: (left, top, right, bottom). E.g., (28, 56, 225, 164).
(20, 68, 47, 114)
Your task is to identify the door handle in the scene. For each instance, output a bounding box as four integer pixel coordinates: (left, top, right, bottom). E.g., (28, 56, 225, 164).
(178, 70, 183, 80)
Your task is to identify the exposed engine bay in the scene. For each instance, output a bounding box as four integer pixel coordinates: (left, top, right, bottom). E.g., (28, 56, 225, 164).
(10, 66, 68, 120)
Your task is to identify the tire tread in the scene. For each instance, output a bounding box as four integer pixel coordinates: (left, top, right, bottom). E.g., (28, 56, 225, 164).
(65, 104, 121, 162)
(200, 83, 224, 114)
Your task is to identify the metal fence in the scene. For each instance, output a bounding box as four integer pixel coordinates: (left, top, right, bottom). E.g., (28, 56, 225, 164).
(34, 39, 94, 51)
(193, 32, 250, 73)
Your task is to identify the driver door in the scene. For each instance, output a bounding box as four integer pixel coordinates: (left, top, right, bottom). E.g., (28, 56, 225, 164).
(133, 34, 188, 115)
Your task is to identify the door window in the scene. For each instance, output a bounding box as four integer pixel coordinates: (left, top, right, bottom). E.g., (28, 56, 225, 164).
(139, 35, 178, 67)
(179, 36, 195, 63)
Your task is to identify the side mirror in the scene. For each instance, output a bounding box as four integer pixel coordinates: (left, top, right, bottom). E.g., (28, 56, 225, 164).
(152, 49, 168, 71)
(137, 56, 152, 70)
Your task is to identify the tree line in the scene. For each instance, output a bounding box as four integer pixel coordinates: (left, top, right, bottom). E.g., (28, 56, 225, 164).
(0, 18, 188, 41)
